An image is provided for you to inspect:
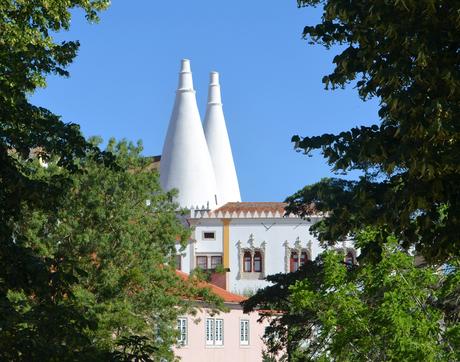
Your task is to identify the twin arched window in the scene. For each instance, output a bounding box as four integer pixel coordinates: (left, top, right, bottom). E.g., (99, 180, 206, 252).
(243, 251, 263, 273)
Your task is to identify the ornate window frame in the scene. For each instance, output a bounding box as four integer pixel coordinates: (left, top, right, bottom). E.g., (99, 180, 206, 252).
(333, 243, 358, 266)
(284, 237, 312, 273)
(237, 234, 266, 280)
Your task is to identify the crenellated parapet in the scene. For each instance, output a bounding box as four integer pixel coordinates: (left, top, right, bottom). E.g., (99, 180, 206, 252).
(189, 207, 300, 219)
(188, 202, 324, 220)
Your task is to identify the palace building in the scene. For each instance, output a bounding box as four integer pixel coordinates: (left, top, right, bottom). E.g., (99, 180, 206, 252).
(159, 59, 355, 295)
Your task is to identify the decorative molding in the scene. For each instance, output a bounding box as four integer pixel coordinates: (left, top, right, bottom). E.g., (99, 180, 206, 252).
(284, 237, 312, 273)
(236, 240, 242, 280)
(294, 236, 301, 249)
(237, 234, 266, 280)
(248, 234, 255, 249)
(188, 207, 324, 220)
(283, 240, 290, 273)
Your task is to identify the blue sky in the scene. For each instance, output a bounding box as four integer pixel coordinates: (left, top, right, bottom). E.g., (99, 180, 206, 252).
(31, 1, 379, 202)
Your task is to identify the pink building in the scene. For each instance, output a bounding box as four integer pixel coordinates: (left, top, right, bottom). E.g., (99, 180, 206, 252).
(174, 271, 270, 362)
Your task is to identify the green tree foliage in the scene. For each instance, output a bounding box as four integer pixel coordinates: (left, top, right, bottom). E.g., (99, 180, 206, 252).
(1, 0, 112, 221)
(252, 1, 460, 359)
(2, 139, 224, 360)
(288, 0, 460, 262)
(0, 3, 223, 358)
(243, 235, 460, 361)
(0, 1, 111, 359)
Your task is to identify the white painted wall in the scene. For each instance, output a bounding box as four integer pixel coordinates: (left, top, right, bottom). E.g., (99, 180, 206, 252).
(226, 218, 321, 294)
(175, 215, 358, 294)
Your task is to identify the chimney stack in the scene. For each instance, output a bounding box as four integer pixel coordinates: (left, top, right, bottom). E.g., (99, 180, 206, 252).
(160, 60, 219, 209)
(203, 71, 241, 205)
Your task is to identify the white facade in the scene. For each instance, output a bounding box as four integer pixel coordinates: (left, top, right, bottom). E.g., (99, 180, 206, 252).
(160, 59, 219, 209)
(203, 72, 241, 206)
(176, 203, 356, 294)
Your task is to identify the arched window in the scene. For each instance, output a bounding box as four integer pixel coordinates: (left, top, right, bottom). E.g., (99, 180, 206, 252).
(243, 251, 252, 272)
(253, 251, 262, 272)
(290, 251, 299, 272)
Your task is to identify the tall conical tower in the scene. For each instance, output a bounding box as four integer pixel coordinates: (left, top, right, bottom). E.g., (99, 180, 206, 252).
(203, 72, 241, 205)
(160, 59, 218, 209)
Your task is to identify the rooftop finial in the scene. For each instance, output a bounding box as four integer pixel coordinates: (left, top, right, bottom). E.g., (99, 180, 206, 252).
(210, 71, 219, 85)
(207, 71, 222, 105)
(180, 59, 191, 73)
(177, 59, 194, 91)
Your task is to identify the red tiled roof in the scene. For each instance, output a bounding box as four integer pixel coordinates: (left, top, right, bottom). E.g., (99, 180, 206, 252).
(214, 202, 287, 215)
(175, 270, 246, 303)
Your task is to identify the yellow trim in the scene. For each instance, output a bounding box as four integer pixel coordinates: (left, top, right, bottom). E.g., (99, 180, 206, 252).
(222, 219, 231, 269)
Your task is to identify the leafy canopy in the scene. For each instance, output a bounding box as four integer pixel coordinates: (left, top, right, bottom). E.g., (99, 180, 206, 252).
(246, 2, 460, 359)
(289, 0, 460, 262)
(1, 1, 111, 359)
(2, 139, 224, 360)
(0, 2, 225, 360)
(0, 0, 114, 241)
(244, 234, 460, 361)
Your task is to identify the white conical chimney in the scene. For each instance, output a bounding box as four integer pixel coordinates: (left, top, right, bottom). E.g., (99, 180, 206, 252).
(160, 59, 219, 209)
(203, 71, 241, 205)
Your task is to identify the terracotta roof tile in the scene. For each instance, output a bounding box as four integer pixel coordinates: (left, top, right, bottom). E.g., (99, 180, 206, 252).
(175, 270, 246, 303)
(213, 202, 287, 215)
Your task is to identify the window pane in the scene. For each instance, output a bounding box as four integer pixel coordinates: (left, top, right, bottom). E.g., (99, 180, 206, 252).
(211, 256, 222, 269)
(253, 252, 262, 272)
(300, 251, 308, 267)
(177, 318, 187, 345)
(203, 231, 215, 240)
(196, 256, 207, 269)
(240, 320, 249, 345)
(243, 252, 252, 272)
(215, 319, 223, 345)
(206, 318, 214, 345)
